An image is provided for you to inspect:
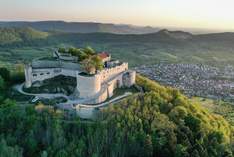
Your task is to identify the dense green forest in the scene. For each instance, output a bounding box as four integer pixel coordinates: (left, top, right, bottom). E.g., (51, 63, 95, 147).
(0, 66, 233, 156)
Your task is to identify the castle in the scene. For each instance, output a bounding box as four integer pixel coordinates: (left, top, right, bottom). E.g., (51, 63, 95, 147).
(24, 50, 136, 104)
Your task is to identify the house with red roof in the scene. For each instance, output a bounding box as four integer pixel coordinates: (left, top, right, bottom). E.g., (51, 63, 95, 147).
(98, 52, 111, 63)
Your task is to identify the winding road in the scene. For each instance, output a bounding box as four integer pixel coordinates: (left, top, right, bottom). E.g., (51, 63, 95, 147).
(14, 83, 69, 100)
(14, 83, 132, 110)
(57, 92, 132, 110)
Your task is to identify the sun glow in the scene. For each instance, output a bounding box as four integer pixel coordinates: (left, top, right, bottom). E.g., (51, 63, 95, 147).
(0, 0, 234, 30)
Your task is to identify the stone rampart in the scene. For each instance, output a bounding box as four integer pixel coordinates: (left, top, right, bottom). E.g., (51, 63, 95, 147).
(100, 62, 128, 83)
(76, 74, 101, 98)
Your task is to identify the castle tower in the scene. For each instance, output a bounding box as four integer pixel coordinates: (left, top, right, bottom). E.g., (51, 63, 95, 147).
(76, 73, 101, 98)
(24, 64, 32, 88)
(123, 70, 136, 87)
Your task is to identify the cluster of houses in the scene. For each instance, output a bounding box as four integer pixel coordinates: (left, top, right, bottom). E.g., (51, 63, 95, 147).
(135, 63, 234, 101)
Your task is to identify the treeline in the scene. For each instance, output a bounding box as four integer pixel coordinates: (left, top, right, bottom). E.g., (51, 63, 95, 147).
(58, 47, 96, 61)
(0, 72, 233, 156)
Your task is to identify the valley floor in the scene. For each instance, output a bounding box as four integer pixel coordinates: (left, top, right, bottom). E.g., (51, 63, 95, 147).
(135, 63, 234, 103)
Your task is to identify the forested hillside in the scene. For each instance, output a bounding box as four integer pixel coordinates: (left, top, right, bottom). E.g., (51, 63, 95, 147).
(0, 27, 48, 45)
(0, 70, 233, 156)
(1, 27, 234, 67)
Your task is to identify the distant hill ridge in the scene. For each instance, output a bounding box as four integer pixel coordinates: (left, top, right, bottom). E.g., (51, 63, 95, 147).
(0, 21, 160, 34)
(1, 26, 234, 46)
(0, 27, 48, 45)
(1, 26, 234, 66)
(156, 29, 193, 40)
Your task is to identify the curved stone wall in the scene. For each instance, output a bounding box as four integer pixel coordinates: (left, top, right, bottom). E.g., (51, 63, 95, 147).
(24, 65, 32, 88)
(76, 74, 101, 98)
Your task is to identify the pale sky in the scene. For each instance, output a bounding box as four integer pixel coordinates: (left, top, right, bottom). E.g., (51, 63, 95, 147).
(0, 0, 234, 30)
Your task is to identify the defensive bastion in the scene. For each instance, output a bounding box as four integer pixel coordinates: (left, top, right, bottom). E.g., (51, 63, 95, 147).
(24, 50, 136, 104)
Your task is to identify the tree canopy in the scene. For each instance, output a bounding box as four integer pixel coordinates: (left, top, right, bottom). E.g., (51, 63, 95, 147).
(81, 55, 103, 74)
(0, 76, 5, 102)
(0, 67, 10, 82)
(0, 72, 233, 157)
(58, 47, 104, 74)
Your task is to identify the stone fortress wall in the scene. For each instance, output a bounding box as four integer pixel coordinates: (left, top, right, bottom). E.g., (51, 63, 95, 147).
(78, 70, 136, 104)
(76, 74, 101, 98)
(24, 60, 81, 88)
(100, 62, 128, 83)
(24, 52, 136, 104)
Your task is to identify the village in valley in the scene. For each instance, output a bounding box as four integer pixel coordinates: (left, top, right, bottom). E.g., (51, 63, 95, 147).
(135, 63, 234, 102)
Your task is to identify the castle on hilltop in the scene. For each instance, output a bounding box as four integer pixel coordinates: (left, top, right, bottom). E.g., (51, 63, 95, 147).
(24, 50, 136, 104)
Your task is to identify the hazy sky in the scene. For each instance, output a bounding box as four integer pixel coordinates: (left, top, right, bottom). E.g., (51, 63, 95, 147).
(0, 0, 234, 30)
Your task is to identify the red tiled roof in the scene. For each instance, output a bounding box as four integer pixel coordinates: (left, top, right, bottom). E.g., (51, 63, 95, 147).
(98, 52, 109, 59)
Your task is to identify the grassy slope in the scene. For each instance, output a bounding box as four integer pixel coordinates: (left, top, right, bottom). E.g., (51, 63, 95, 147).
(191, 97, 234, 126)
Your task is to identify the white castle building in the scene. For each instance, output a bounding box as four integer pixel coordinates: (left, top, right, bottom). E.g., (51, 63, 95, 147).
(24, 51, 136, 104)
